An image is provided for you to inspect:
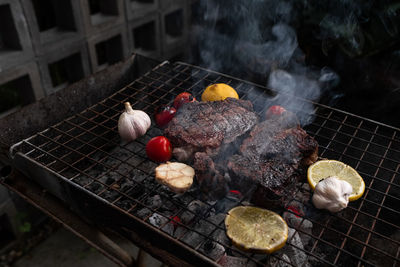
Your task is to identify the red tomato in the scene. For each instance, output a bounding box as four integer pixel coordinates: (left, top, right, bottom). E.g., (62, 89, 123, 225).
(146, 136, 172, 162)
(155, 105, 176, 127)
(266, 105, 286, 118)
(173, 92, 196, 109)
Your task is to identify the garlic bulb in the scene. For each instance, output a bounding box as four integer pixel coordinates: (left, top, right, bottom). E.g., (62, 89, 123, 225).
(312, 176, 353, 213)
(118, 102, 151, 142)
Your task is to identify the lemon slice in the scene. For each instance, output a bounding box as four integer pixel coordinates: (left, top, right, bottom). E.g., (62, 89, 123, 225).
(307, 160, 365, 201)
(225, 206, 288, 254)
(201, 83, 239, 102)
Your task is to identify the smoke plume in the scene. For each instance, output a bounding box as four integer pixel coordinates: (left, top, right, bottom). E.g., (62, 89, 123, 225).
(192, 0, 340, 125)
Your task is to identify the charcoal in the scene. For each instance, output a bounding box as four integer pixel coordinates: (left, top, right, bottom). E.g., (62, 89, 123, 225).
(286, 228, 310, 267)
(200, 240, 226, 261)
(115, 199, 133, 211)
(211, 228, 231, 247)
(206, 213, 226, 226)
(267, 254, 292, 267)
(161, 221, 175, 236)
(120, 179, 135, 193)
(181, 220, 215, 248)
(180, 200, 209, 224)
(217, 255, 257, 267)
(135, 208, 152, 219)
(144, 195, 163, 210)
(103, 190, 119, 202)
(148, 213, 168, 228)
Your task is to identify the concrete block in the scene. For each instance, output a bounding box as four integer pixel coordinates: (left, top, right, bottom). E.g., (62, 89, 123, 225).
(127, 12, 161, 59)
(37, 40, 91, 95)
(160, 5, 189, 56)
(0, 0, 34, 70)
(124, 0, 159, 21)
(20, 0, 85, 56)
(0, 61, 44, 117)
(87, 25, 128, 73)
(80, 0, 125, 36)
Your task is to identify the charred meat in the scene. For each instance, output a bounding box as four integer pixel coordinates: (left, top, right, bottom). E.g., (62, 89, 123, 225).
(164, 98, 258, 162)
(228, 112, 318, 208)
(165, 99, 318, 207)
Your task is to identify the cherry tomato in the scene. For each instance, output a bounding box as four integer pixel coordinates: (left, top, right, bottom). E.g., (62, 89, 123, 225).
(146, 136, 172, 162)
(266, 105, 286, 118)
(155, 105, 176, 127)
(173, 92, 196, 109)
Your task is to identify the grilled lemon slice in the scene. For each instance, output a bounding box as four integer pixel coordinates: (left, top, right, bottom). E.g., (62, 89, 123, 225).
(307, 160, 365, 201)
(225, 206, 288, 254)
(201, 83, 239, 102)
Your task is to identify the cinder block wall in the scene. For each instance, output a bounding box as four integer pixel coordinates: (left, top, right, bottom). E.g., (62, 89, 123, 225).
(0, 0, 195, 117)
(0, 0, 196, 250)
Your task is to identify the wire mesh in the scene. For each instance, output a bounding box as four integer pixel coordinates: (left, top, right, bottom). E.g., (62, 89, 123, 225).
(11, 61, 400, 266)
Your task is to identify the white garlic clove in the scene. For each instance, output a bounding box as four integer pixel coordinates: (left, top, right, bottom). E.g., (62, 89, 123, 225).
(118, 102, 151, 142)
(312, 176, 353, 213)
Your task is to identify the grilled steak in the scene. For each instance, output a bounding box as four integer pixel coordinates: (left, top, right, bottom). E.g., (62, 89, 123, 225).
(239, 113, 318, 165)
(165, 98, 318, 206)
(164, 98, 258, 162)
(228, 112, 318, 208)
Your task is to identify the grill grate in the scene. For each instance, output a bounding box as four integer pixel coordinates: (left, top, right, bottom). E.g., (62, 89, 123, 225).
(11, 61, 400, 266)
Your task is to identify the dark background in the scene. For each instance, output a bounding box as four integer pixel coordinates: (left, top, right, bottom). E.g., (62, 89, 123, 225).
(189, 0, 400, 128)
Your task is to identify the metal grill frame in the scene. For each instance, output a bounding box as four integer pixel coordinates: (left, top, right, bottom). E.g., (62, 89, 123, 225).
(10, 61, 400, 266)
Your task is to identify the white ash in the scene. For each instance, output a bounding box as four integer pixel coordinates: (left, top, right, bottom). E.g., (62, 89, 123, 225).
(149, 213, 169, 228)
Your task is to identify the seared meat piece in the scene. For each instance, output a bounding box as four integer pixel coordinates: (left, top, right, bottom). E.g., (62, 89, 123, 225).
(240, 113, 318, 165)
(164, 98, 258, 162)
(228, 112, 318, 208)
(228, 155, 299, 208)
(193, 152, 228, 199)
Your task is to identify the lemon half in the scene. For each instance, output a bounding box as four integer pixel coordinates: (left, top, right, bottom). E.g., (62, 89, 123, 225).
(201, 83, 239, 102)
(307, 160, 365, 201)
(225, 206, 288, 254)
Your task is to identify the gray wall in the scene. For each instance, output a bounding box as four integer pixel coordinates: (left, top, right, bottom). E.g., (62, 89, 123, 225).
(0, 0, 193, 117)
